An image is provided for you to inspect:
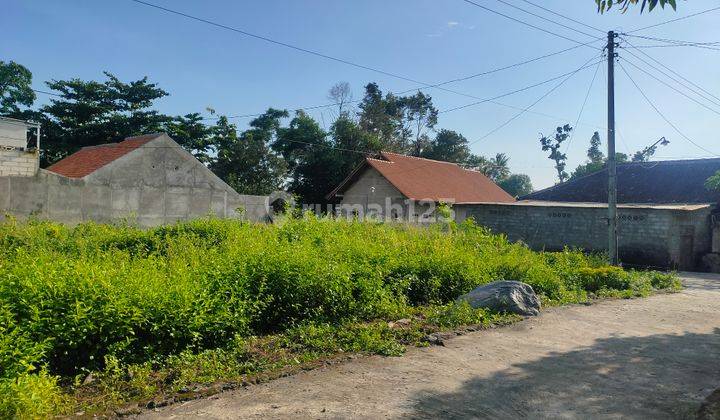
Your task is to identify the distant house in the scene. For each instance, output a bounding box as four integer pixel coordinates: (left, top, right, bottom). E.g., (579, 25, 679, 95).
(454, 158, 720, 271)
(327, 152, 514, 221)
(0, 121, 269, 226)
(523, 158, 720, 204)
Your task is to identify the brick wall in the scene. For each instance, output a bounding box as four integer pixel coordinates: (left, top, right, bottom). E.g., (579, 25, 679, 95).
(455, 202, 713, 270)
(0, 148, 38, 177)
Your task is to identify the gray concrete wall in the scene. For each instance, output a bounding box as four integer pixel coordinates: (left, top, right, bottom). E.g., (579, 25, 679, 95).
(456, 202, 713, 270)
(0, 135, 270, 226)
(0, 148, 38, 177)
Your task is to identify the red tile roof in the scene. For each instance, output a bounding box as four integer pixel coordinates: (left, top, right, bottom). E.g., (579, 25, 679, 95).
(46, 134, 162, 178)
(330, 152, 515, 203)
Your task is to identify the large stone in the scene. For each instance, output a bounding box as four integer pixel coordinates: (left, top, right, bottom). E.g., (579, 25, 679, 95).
(457, 280, 541, 316)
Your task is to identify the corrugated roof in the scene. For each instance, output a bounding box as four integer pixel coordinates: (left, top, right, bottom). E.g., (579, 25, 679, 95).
(457, 200, 711, 211)
(330, 152, 515, 203)
(523, 158, 720, 204)
(46, 133, 162, 178)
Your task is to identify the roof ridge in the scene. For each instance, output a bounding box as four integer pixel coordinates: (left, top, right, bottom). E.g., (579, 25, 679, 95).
(380, 151, 460, 166)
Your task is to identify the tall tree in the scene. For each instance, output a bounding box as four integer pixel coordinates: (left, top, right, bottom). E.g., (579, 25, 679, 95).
(0, 61, 35, 117)
(400, 91, 438, 156)
(163, 113, 216, 164)
(421, 129, 470, 163)
(498, 174, 533, 197)
(39, 72, 170, 165)
(465, 153, 511, 182)
(357, 83, 406, 152)
(211, 111, 288, 195)
(327, 82, 353, 118)
(540, 124, 572, 183)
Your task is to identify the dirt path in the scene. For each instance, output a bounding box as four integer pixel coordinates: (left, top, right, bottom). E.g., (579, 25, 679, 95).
(142, 273, 720, 419)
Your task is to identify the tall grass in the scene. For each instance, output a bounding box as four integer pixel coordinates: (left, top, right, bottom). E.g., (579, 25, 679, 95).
(0, 215, 679, 416)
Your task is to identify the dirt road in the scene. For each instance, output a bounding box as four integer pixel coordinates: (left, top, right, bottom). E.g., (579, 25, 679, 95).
(142, 272, 720, 419)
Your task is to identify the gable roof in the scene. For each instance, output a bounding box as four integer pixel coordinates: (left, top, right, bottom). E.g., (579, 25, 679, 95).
(328, 152, 515, 203)
(46, 133, 162, 178)
(523, 158, 720, 204)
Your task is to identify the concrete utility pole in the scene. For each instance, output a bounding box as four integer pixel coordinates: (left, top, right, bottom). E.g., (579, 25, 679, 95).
(607, 31, 619, 265)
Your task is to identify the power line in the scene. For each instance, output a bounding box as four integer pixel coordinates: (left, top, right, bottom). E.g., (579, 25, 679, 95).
(517, 0, 606, 34)
(621, 38, 720, 105)
(468, 54, 604, 146)
(491, 0, 600, 39)
(619, 41, 720, 109)
(627, 5, 720, 33)
(621, 56, 720, 117)
(624, 34, 720, 47)
(618, 62, 719, 157)
(459, 0, 602, 46)
(127, 0, 430, 86)
(564, 58, 603, 154)
(204, 38, 603, 121)
(440, 57, 604, 114)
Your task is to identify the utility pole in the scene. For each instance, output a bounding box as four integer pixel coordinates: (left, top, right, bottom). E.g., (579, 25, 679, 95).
(607, 30, 619, 265)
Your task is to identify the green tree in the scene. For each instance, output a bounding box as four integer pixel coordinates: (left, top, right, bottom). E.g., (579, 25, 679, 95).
(358, 83, 406, 152)
(400, 91, 438, 156)
(705, 170, 720, 192)
(39, 72, 170, 165)
(0, 61, 35, 117)
(596, 0, 678, 13)
(540, 124, 572, 183)
(465, 153, 511, 182)
(498, 174, 533, 197)
(421, 129, 470, 163)
(211, 111, 288, 195)
(163, 113, 216, 164)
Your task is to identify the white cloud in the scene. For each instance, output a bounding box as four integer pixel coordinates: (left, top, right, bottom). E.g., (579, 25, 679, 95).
(447, 21, 460, 27)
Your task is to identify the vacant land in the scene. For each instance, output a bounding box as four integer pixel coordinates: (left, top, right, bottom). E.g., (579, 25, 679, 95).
(144, 272, 720, 419)
(0, 216, 679, 417)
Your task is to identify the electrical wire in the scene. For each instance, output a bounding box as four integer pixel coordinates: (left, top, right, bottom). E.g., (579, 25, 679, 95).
(468, 54, 604, 147)
(621, 37, 720, 104)
(618, 62, 719, 157)
(491, 0, 600, 39)
(627, 5, 720, 33)
(564, 58, 603, 154)
(619, 43, 720, 109)
(459, 0, 602, 46)
(621, 57, 720, 117)
(439, 57, 604, 114)
(517, 0, 606, 34)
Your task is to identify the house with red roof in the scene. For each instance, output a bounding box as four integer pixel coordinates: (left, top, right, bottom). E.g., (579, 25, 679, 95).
(327, 152, 514, 222)
(0, 120, 269, 226)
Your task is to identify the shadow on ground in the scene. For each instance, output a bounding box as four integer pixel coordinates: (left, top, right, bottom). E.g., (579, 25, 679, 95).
(412, 328, 720, 419)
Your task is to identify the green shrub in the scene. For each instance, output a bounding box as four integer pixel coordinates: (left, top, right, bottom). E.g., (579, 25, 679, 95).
(0, 216, 679, 416)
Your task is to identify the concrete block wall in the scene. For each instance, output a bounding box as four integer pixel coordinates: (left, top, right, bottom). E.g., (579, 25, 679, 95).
(0, 148, 38, 177)
(0, 170, 270, 226)
(455, 202, 713, 270)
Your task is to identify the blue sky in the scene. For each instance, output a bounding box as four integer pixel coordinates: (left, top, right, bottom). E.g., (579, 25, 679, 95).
(3, 0, 719, 188)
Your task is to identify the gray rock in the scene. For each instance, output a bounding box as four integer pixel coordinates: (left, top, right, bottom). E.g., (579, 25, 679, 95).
(457, 280, 541, 316)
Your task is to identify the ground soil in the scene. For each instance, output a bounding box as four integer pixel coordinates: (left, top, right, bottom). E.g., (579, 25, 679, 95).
(141, 272, 720, 419)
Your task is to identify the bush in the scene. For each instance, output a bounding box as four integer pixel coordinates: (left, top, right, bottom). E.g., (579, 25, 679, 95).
(0, 216, 679, 416)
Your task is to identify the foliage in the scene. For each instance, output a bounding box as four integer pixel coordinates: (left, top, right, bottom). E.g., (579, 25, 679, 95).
(705, 170, 720, 192)
(211, 112, 289, 195)
(0, 217, 679, 416)
(498, 174, 534, 197)
(0, 61, 35, 117)
(421, 129, 470, 163)
(596, 0, 678, 14)
(540, 124, 572, 183)
(570, 132, 668, 180)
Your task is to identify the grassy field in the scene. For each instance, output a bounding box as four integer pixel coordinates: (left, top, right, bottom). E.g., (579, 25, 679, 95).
(0, 215, 680, 417)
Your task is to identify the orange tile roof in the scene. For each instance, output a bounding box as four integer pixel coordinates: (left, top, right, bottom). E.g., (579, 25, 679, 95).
(330, 152, 515, 203)
(46, 134, 162, 178)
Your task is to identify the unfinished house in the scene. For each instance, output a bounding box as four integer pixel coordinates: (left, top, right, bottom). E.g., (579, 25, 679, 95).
(0, 118, 270, 226)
